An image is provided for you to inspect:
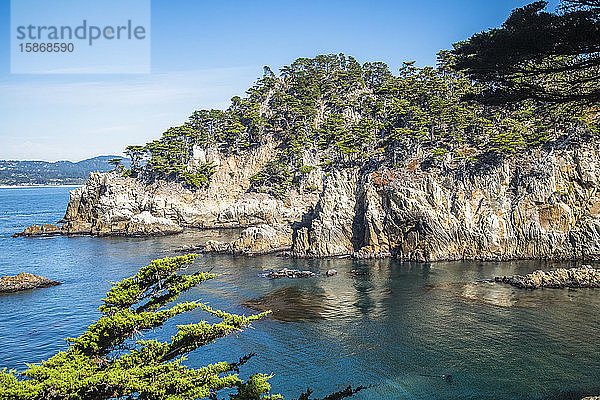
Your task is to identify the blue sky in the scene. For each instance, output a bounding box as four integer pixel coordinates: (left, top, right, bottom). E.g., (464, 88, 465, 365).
(0, 0, 558, 161)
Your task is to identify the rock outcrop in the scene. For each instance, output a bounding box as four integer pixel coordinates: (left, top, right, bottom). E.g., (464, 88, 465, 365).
(15, 141, 600, 262)
(495, 266, 600, 289)
(0, 273, 61, 293)
(228, 224, 292, 254)
(12, 224, 62, 237)
(195, 224, 292, 255)
(291, 145, 600, 261)
(262, 268, 317, 279)
(15, 138, 318, 238)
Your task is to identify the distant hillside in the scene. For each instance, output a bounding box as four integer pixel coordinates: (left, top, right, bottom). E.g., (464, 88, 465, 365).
(0, 156, 130, 186)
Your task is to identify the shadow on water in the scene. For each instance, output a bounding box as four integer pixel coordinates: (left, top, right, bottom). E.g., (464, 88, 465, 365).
(243, 286, 329, 322)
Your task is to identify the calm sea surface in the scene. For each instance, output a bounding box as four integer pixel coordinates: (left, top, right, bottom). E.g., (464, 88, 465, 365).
(1, 186, 599, 400)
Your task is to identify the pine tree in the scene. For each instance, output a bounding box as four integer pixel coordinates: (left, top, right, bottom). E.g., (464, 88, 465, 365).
(0, 255, 365, 400)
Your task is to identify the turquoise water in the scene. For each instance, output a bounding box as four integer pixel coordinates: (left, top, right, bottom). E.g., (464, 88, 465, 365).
(1, 186, 599, 400)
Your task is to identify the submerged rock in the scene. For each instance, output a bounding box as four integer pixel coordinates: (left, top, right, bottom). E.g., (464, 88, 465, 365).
(262, 268, 316, 279)
(495, 266, 600, 289)
(12, 224, 62, 237)
(0, 273, 61, 293)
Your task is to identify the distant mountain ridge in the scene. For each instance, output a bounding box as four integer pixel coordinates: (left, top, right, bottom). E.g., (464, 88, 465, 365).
(0, 156, 130, 186)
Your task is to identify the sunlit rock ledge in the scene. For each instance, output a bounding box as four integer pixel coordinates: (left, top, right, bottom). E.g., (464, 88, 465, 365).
(0, 273, 61, 294)
(495, 266, 600, 289)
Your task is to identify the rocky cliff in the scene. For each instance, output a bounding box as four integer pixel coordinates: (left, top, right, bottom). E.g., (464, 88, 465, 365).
(14, 54, 599, 261)
(31, 138, 319, 239)
(18, 140, 600, 262)
(290, 144, 600, 261)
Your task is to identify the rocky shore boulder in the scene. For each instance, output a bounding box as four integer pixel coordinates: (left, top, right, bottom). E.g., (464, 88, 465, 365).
(229, 224, 292, 254)
(495, 266, 600, 289)
(0, 273, 61, 293)
(12, 224, 62, 237)
(125, 211, 183, 235)
(198, 224, 292, 255)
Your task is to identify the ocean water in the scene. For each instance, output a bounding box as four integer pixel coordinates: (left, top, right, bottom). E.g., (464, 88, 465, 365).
(0, 186, 599, 400)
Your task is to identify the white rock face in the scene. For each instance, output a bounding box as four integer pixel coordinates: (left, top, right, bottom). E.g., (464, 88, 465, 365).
(127, 211, 182, 235)
(192, 146, 221, 167)
(292, 146, 600, 261)
(61, 140, 319, 237)
(58, 140, 600, 261)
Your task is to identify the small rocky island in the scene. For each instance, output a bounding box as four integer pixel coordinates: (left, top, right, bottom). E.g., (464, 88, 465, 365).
(495, 266, 600, 289)
(0, 273, 61, 294)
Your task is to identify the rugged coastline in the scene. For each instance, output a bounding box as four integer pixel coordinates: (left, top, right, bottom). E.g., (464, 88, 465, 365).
(12, 53, 600, 263)
(15, 141, 600, 262)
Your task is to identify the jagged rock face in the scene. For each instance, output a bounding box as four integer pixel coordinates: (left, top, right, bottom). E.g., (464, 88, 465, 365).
(292, 169, 359, 257)
(26, 138, 600, 261)
(59, 140, 318, 236)
(292, 146, 600, 261)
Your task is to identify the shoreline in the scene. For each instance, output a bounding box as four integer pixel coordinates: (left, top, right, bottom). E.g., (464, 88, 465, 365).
(0, 184, 82, 189)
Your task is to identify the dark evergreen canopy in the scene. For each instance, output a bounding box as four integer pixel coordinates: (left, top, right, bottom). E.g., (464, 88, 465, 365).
(452, 0, 600, 104)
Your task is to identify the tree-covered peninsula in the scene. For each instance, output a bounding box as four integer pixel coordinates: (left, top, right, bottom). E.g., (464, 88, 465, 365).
(15, 0, 600, 261)
(123, 51, 597, 195)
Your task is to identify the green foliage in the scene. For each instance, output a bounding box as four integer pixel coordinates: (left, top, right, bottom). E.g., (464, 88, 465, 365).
(125, 145, 146, 172)
(0, 255, 365, 400)
(231, 374, 282, 400)
(181, 163, 216, 189)
(0, 254, 280, 400)
(108, 158, 124, 172)
(298, 165, 316, 175)
(452, 0, 600, 105)
(250, 160, 292, 199)
(123, 51, 598, 196)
